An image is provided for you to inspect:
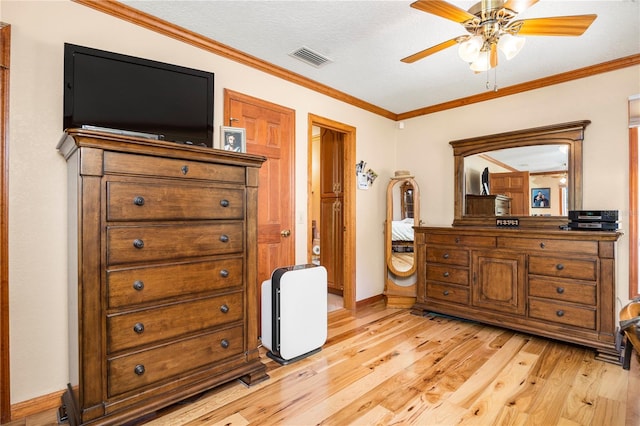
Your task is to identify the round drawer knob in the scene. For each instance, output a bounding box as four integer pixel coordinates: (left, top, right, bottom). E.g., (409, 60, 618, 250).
(219, 235, 229, 243)
(556, 264, 564, 271)
(556, 310, 565, 317)
(133, 239, 145, 249)
(220, 339, 230, 349)
(133, 280, 144, 291)
(220, 269, 229, 278)
(220, 199, 230, 207)
(133, 196, 145, 206)
(443, 253, 449, 259)
(133, 323, 145, 334)
(443, 272, 450, 277)
(220, 304, 229, 314)
(134, 364, 145, 376)
(181, 165, 189, 175)
(455, 238, 460, 244)
(443, 290, 450, 296)
(556, 287, 565, 294)
(540, 242, 546, 249)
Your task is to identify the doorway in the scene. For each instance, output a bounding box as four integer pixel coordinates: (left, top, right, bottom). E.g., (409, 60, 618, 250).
(308, 114, 356, 310)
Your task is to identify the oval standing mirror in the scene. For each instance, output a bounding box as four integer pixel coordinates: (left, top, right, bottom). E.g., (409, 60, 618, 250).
(384, 171, 420, 308)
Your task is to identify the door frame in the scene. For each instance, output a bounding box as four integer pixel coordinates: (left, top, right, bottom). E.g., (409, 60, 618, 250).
(0, 22, 10, 423)
(308, 114, 356, 310)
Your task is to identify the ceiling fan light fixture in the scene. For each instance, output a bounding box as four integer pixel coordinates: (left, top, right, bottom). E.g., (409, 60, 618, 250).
(469, 50, 492, 72)
(497, 33, 525, 60)
(458, 35, 483, 62)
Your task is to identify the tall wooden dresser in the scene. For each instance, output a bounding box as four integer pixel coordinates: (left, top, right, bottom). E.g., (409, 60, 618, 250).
(413, 226, 622, 363)
(57, 130, 268, 425)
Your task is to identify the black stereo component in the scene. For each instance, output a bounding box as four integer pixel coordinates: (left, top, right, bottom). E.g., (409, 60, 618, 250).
(568, 210, 619, 231)
(568, 210, 618, 222)
(568, 221, 619, 231)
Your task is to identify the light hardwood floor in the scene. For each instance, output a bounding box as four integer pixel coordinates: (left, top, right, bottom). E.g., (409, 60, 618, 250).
(6, 302, 638, 425)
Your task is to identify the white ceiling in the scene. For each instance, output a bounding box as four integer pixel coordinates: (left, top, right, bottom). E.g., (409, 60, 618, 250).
(121, 0, 640, 115)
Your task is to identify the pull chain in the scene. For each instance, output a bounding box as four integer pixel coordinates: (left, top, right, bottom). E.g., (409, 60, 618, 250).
(485, 67, 498, 92)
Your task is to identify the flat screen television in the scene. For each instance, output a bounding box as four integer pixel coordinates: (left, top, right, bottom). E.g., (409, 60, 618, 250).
(64, 43, 214, 147)
(481, 167, 490, 195)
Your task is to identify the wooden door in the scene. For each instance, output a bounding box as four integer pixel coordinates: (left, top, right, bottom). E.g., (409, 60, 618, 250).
(490, 171, 529, 215)
(472, 250, 525, 315)
(319, 129, 344, 294)
(320, 129, 343, 197)
(224, 90, 295, 307)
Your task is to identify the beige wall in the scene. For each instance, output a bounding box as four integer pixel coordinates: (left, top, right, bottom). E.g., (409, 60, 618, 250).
(2, 0, 639, 406)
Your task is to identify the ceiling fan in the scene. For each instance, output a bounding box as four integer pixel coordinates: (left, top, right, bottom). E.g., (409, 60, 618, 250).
(402, 0, 597, 72)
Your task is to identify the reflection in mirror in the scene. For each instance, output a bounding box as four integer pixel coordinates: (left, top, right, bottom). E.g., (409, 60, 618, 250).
(464, 144, 569, 217)
(384, 172, 420, 309)
(390, 181, 414, 273)
(450, 120, 589, 228)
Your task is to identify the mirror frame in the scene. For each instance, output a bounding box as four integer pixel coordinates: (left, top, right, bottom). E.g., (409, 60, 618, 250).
(450, 120, 590, 228)
(385, 176, 420, 277)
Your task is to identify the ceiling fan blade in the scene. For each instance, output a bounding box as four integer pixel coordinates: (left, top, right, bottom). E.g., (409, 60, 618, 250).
(410, 0, 476, 24)
(502, 0, 539, 14)
(515, 15, 597, 36)
(401, 38, 459, 63)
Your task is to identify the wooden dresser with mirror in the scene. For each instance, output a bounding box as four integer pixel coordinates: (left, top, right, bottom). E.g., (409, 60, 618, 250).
(413, 121, 623, 363)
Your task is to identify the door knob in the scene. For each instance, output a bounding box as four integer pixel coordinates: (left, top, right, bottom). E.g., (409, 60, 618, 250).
(280, 229, 291, 237)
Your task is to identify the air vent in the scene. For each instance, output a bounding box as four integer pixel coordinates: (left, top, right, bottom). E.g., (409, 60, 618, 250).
(289, 46, 332, 68)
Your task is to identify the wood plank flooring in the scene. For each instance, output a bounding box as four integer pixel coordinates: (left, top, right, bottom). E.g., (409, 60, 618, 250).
(6, 302, 636, 425)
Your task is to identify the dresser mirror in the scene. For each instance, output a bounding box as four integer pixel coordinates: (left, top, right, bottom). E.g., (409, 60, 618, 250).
(451, 120, 590, 228)
(384, 172, 420, 308)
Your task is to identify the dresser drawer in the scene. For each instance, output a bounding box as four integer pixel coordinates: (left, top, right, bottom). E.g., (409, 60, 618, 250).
(528, 276, 596, 305)
(104, 151, 246, 184)
(529, 299, 596, 330)
(498, 237, 598, 256)
(107, 325, 244, 397)
(107, 292, 243, 353)
(107, 223, 243, 265)
(425, 233, 495, 248)
(107, 181, 244, 221)
(426, 247, 469, 267)
(529, 256, 597, 281)
(426, 282, 469, 304)
(425, 264, 469, 286)
(107, 258, 243, 309)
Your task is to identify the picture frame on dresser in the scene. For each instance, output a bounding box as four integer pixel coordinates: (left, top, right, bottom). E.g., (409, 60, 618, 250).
(221, 126, 246, 152)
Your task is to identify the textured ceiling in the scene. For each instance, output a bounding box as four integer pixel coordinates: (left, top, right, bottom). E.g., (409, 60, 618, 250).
(120, 0, 640, 115)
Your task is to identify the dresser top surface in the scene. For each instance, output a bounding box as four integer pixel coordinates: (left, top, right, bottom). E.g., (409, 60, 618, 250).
(415, 226, 622, 242)
(58, 129, 266, 167)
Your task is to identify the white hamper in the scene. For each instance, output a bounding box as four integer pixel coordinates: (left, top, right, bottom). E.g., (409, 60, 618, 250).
(261, 264, 328, 364)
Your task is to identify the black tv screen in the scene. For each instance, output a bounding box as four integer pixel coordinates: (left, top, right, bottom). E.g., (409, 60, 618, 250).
(481, 167, 490, 195)
(64, 43, 214, 147)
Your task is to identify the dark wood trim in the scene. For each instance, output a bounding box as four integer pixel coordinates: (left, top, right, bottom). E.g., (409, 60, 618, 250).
(630, 126, 639, 299)
(10, 389, 63, 421)
(0, 22, 10, 424)
(397, 54, 640, 120)
(355, 294, 384, 310)
(73, 1, 640, 120)
(308, 114, 357, 311)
